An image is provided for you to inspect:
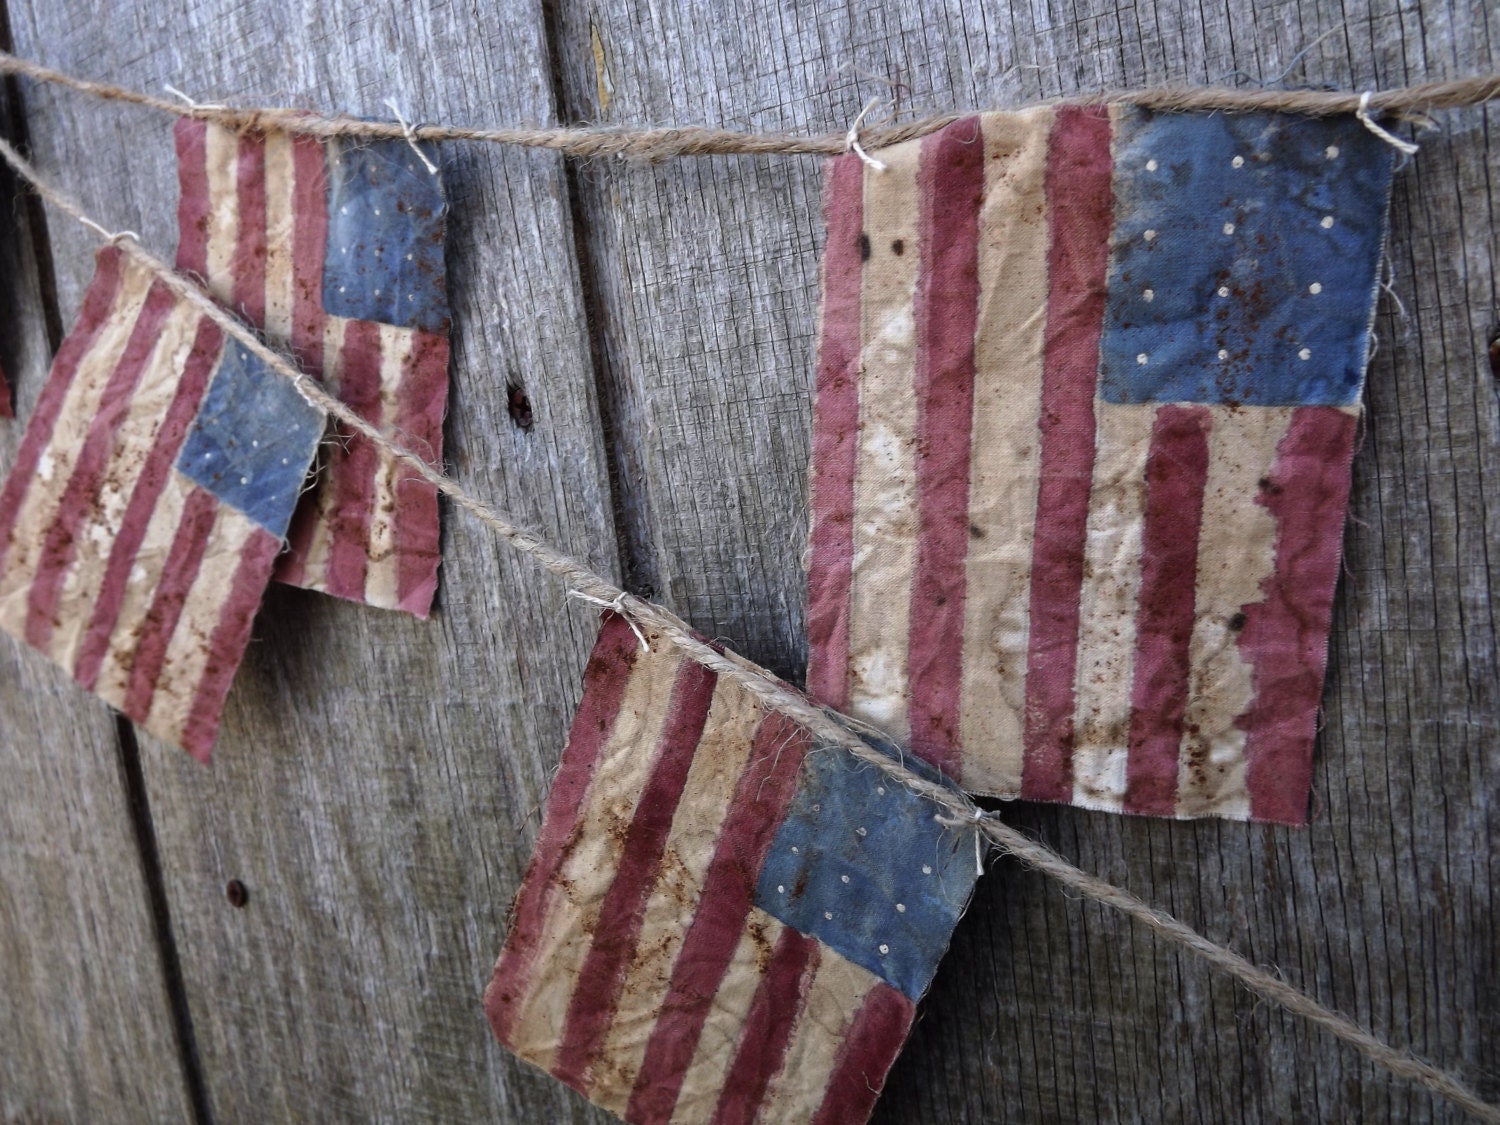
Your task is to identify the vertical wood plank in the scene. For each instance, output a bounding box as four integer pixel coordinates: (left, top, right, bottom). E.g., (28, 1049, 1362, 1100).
(0, 22, 194, 1119)
(6, 3, 618, 1121)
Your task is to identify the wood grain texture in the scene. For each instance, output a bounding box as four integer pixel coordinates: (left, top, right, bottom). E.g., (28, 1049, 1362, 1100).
(548, 1, 1499, 1122)
(0, 0, 1494, 1122)
(5, 2, 617, 1122)
(0, 34, 193, 1123)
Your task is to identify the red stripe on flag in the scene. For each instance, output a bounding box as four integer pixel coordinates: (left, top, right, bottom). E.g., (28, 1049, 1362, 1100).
(120, 486, 219, 722)
(231, 133, 268, 325)
(551, 657, 720, 1094)
(805, 154, 865, 712)
(0, 363, 11, 419)
(321, 320, 385, 602)
(1124, 405, 1212, 816)
(25, 281, 179, 652)
(274, 134, 330, 590)
(1238, 406, 1357, 825)
(74, 316, 224, 689)
(485, 612, 643, 1046)
(178, 526, 280, 762)
(0, 249, 126, 572)
(288, 132, 329, 373)
(1020, 105, 1114, 803)
(174, 119, 211, 277)
(907, 117, 985, 781)
(393, 329, 449, 616)
(711, 928, 821, 1125)
(809, 982, 915, 1125)
(624, 709, 811, 1124)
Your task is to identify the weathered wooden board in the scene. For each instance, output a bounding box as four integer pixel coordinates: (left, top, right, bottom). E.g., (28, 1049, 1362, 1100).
(0, 0, 1495, 1121)
(5, 3, 617, 1122)
(550, 1, 1500, 1122)
(0, 30, 193, 1122)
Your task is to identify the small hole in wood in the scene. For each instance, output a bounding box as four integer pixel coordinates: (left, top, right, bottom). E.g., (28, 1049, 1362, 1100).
(226, 879, 249, 908)
(507, 383, 534, 431)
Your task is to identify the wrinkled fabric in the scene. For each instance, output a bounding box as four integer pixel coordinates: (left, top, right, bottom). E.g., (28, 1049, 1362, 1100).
(806, 106, 1394, 825)
(174, 119, 450, 617)
(0, 247, 323, 759)
(485, 612, 978, 1124)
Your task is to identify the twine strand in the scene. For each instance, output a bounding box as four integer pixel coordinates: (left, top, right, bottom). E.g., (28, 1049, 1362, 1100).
(1, 117, 1497, 1125)
(3, 50, 1500, 161)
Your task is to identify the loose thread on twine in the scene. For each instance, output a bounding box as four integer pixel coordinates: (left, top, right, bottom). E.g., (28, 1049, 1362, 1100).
(3, 49, 1499, 161)
(1, 129, 1497, 1125)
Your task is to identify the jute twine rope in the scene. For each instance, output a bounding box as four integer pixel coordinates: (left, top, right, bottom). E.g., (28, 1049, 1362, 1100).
(0, 132, 1495, 1120)
(3, 49, 1500, 159)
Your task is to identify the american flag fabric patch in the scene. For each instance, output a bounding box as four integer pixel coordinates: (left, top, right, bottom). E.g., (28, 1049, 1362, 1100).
(0, 246, 323, 759)
(175, 119, 450, 617)
(807, 106, 1395, 825)
(486, 612, 978, 1124)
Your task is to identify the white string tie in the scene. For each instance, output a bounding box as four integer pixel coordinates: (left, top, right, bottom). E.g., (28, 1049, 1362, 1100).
(938, 807, 990, 875)
(844, 98, 888, 172)
(385, 98, 439, 175)
(79, 217, 139, 244)
(567, 589, 650, 651)
(1357, 91, 1420, 155)
(163, 83, 227, 111)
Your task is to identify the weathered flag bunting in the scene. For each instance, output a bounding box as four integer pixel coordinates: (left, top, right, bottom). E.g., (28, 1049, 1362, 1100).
(486, 611, 978, 1124)
(807, 107, 1395, 825)
(0, 246, 324, 759)
(175, 118, 450, 617)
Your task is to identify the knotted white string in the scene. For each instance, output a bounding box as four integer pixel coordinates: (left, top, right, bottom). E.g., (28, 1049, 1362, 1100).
(844, 98, 889, 172)
(1357, 91, 1420, 155)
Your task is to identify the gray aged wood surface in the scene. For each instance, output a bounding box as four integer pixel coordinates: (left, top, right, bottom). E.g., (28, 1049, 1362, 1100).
(0, 0, 1494, 1122)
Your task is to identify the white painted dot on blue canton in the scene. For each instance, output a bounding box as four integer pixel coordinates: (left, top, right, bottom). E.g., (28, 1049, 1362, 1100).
(281, 457, 289, 465)
(824, 911, 833, 920)
(1232, 155, 1245, 168)
(1143, 229, 1157, 242)
(251, 440, 259, 448)
(340, 205, 348, 214)
(1326, 145, 1340, 160)
(1136, 353, 1149, 365)
(239, 476, 249, 485)
(1142, 288, 1154, 302)
(1217, 286, 1230, 298)
(1321, 216, 1335, 229)
(777, 884, 785, 894)
(1299, 347, 1312, 360)
(878, 944, 890, 955)
(791, 846, 799, 854)
(810, 803, 820, 813)
(374, 208, 381, 216)
(922, 864, 932, 875)
(1223, 222, 1235, 235)
(1309, 282, 1323, 295)
(841, 874, 850, 884)
(406, 253, 414, 261)
(876, 786, 885, 795)
(855, 826, 867, 837)
(1218, 349, 1229, 361)
(896, 903, 906, 913)
(1146, 158, 1158, 172)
